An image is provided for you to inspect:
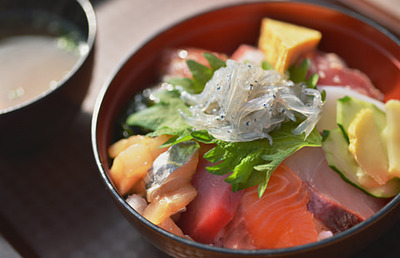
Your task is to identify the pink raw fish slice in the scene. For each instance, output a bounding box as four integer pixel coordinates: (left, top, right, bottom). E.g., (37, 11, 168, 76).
(283, 147, 388, 219)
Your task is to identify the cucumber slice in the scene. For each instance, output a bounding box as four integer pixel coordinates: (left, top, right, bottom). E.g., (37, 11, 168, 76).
(337, 96, 386, 142)
(322, 128, 400, 198)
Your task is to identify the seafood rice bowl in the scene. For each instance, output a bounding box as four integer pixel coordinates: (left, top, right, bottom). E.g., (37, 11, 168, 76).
(92, 1, 400, 257)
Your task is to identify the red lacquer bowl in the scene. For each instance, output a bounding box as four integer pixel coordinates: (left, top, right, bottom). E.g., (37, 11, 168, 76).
(92, 1, 400, 257)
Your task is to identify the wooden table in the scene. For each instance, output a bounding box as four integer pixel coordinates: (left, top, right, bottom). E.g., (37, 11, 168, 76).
(1, 0, 399, 257)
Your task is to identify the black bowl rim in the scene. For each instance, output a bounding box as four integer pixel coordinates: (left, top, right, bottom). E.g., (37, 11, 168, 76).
(92, 0, 400, 256)
(0, 0, 97, 115)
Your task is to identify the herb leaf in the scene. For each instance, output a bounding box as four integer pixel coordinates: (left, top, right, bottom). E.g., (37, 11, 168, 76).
(186, 60, 212, 93)
(126, 89, 192, 137)
(203, 52, 226, 71)
(261, 60, 274, 70)
(289, 58, 319, 89)
(168, 53, 226, 94)
(199, 122, 321, 197)
(168, 78, 194, 93)
(123, 52, 322, 198)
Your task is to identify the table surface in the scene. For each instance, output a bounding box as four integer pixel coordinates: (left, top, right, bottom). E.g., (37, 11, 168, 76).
(1, 0, 400, 257)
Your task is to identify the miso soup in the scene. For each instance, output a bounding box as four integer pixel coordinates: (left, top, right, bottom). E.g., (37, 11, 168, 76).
(0, 9, 88, 112)
(0, 35, 83, 111)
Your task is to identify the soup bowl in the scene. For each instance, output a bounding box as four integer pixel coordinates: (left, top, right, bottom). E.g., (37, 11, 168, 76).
(0, 0, 96, 155)
(92, 1, 400, 257)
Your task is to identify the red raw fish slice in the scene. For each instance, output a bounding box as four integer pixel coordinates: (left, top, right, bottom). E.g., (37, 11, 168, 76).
(222, 164, 317, 249)
(177, 157, 244, 244)
(306, 51, 384, 100)
(307, 184, 363, 233)
(160, 48, 227, 79)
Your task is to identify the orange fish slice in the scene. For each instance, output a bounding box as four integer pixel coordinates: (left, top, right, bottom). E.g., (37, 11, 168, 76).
(239, 164, 317, 249)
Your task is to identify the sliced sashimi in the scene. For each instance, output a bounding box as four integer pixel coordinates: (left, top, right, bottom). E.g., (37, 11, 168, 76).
(212, 211, 256, 249)
(306, 51, 384, 100)
(108, 134, 170, 159)
(142, 142, 199, 225)
(146, 141, 199, 201)
(158, 217, 186, 238)
(109, 135, 170, 196)
(221, 164, 317, 249)
(307, 185, 363, 233)
(177, 157, 244, 244)
(126, 194, 188, 238)
(126, 194, 147, 215)
(230, 44, 265, 64)
(160, 48, 228, 79)
(283, 147, 388, 219)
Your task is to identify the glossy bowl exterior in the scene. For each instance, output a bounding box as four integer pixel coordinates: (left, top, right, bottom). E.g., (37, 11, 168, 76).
(92, 1, 400, 257)
(0, 0, 96, 155)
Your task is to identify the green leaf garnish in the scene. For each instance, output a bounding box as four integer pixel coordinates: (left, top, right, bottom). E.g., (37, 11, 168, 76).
(194, 123, 321, 197)
(191, 130, 214, 144)
(121, 51, 323, 198)
(289, 58, 319, 89)
(168, 53, 226, 94)
(168, 78, 195, 93)
(203, 52, 226, 71)
(126, 89, 193, 137)
(187, 60, 212, 93)
(261, 60, 275, 70)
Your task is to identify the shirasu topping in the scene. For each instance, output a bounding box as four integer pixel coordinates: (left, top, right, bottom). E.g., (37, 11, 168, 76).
(180, 59, 323, 143)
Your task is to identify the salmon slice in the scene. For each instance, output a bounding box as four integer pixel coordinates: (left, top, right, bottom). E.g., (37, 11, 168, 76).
(223, 164, 318, 249)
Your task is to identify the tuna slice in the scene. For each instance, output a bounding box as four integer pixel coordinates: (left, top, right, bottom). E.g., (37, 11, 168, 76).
(177, 157, 244, 244)
(306, 51, 384, 100)
(283, 147, 388, 220)
(220, 164, 318, 249)
(307, 185, 363, 233)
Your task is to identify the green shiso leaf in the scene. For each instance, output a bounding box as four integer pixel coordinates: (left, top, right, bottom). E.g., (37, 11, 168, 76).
(200, 122, 321, 197)
(167, 78, 194, 93)
(122, 52, 322, 197)
(186, 60, 212, 93)
(168, 53, 226, 94)
(191, 130, 215, 144)
(125, 53, 226, 138)
(126, 89, 193, 137)
(204, 52, 226, 71)
(289, 58, 319, 90)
